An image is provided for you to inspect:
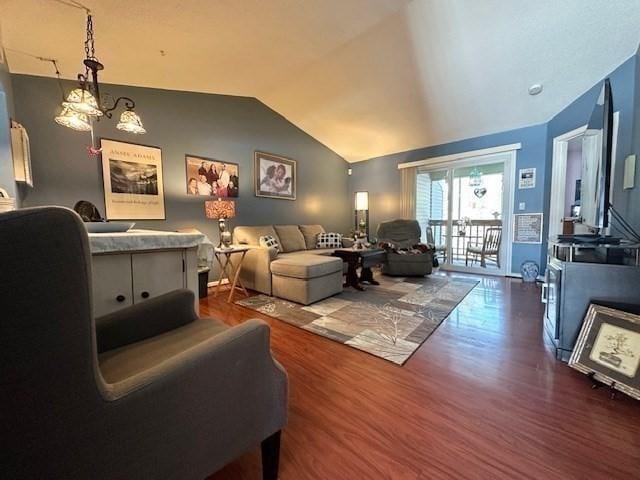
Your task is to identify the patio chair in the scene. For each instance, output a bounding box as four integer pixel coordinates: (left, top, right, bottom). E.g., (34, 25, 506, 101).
(426, 226, 447, 264)
(466, 226, 502, 268)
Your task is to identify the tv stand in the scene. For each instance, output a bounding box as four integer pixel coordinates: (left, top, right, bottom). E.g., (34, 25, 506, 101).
(557, 234, 621, 245)
(550, 237, 639, 264)
(543, 240, 640, 362)
(571, 234, 621, 245)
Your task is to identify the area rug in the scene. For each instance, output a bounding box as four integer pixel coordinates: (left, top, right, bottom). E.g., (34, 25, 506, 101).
(235, 274, 479, 365)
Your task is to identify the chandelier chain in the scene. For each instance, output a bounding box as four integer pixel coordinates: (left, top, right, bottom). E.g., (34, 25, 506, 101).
(85, 14, 95, 60)
(82, 14, 95, 84)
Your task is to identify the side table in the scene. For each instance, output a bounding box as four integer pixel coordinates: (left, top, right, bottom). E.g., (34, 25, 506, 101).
(332, 248, 386, 291)
(214, 246, 250, 302)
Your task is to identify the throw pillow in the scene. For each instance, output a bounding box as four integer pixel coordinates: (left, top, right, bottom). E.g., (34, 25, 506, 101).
(299, 224, 326, 249)
(259, 235, 281, 253)
(316, 232, 342, 249)
(273, 225, 306, 252)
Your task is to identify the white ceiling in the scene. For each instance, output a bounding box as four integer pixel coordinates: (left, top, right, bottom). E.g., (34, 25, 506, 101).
(2, 0, 640, 162)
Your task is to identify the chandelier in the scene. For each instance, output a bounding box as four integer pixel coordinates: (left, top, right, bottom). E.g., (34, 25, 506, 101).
(54, 13, 145, 135)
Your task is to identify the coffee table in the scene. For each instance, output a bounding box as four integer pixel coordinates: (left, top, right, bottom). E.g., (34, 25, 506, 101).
(332, 248, 386, 291)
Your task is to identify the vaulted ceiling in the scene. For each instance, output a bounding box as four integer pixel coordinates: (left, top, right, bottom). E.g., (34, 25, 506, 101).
(2, 0, 640, 162)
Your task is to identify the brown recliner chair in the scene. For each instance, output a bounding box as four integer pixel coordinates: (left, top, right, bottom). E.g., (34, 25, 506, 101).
(376, 219, 433, 276)
(0, 206, 288, 480)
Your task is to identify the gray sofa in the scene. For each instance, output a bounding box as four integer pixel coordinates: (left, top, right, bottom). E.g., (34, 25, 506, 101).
(0, 207, 288, 480)
(376, 219, 434, 276)
(233, 224, 351, 305)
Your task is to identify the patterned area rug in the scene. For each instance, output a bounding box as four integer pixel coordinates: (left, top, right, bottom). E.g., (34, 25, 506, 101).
(236, 274, 479, 365)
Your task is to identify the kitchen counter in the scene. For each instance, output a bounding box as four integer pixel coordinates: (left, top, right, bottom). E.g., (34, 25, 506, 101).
(88, 229, 205, 254)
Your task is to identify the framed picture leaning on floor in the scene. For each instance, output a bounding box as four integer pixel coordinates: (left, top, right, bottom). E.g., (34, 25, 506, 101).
(100, 138, 165, 220)
(569, 304, 640, 400)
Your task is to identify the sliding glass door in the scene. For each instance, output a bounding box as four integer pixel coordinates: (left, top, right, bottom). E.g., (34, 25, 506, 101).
(416, 152, 513, 275)
(416, 168, 449, 261)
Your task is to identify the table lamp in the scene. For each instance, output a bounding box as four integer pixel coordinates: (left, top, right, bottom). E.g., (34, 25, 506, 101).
(354, 191, 369, 238)
(205, 199, 236, 248)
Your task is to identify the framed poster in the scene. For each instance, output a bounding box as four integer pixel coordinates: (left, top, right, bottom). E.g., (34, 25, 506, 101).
(518, 168, 536, 189)
(254, 151, 296, 200)
(570, 304, 640, 400)
(513, 213, 543, 243)
(185, 154, 239, 197)
(100, 139, 165, 220)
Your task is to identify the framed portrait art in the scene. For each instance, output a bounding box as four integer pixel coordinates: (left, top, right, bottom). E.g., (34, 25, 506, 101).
(569, 304, 640, 400)
(185, 154, 239, 198)
(100, 139, 165, 220)
(254, 151, 296, 200)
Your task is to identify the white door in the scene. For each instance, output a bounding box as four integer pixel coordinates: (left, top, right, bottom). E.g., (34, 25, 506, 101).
(416, 152, 514, 275)
(131, 251, 185, 304)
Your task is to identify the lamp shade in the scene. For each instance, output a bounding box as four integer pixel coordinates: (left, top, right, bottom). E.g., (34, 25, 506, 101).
(117, 109, 146, 134)
(355, 191, 369, 211)
(63, 88, 103, 116)
(205, 199, 236, 219)
(54, 106, 92, 131)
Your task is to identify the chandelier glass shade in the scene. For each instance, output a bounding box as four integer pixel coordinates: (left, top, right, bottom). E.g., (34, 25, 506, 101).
(62, 87, 103, 116)
(54, 106, 92, 131)
(116, 109, 146, 134)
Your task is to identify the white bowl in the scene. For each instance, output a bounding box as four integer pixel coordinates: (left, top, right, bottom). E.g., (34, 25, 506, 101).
(85, 221, 135, 233)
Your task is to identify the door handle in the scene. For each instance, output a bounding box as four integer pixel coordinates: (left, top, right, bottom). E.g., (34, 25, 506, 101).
(116, 294, 126, 303)
(141, 291, 150, 299)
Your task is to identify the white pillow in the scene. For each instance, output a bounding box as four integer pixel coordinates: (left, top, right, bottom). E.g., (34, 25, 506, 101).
(316, 232, 342, 249)
(259, 235, 281, 253)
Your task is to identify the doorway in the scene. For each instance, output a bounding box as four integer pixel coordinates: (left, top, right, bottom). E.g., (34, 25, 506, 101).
(548, 112, 619, 240)
(416, 151, 515, 275)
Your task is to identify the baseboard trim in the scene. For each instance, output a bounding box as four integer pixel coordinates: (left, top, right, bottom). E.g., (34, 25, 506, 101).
(506, 273, 544, 282)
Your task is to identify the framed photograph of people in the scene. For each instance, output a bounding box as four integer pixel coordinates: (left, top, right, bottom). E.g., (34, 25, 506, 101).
(100, 139, 165, 220)
(254, 151, 296, 200)
(254, 152, 297, 200)
(569, 304, 640, 400)
(185, 155, 239, 197)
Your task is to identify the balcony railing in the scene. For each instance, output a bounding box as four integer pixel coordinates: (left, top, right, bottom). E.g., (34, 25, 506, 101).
(426, 219, 502, 266)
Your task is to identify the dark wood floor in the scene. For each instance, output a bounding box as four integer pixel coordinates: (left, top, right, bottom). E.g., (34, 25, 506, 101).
(203, 273, 640, 480)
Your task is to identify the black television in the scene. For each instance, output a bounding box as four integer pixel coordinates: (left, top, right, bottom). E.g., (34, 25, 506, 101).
(580, 79, 614, 235)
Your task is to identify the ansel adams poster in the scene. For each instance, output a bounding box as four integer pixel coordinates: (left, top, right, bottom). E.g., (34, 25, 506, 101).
(101, 139, 165, 220)
(254, 151, 296, 200)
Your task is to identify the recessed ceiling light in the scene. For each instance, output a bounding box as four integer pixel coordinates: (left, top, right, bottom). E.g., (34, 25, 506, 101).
(528, 84, 543, 96)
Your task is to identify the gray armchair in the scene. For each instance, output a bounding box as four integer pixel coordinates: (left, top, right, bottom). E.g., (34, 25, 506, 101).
(376, 219, 433, 276)
(0, 207, 288, 480)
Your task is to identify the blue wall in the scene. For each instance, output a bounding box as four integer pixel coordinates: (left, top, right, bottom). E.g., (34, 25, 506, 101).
(350, 51, 640, 276)
(12, 75, 352, 262)
(546, 55, 638, 240)
(349, 123, 548, 274)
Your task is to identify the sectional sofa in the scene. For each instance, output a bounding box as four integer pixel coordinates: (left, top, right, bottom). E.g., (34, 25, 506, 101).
(233, 225, 352, 305)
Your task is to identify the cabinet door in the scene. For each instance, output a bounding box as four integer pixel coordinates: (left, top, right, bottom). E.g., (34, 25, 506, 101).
(92, 254, 133, 317)
(131, 251, 185, 304)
